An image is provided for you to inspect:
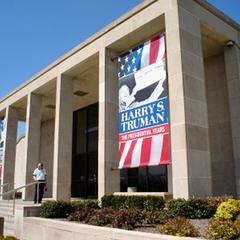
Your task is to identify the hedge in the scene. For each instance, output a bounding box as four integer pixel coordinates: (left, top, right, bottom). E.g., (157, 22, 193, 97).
(167, 198, 215, 219)
(40, 200, 99, 218)
(0, 237, 18, 240)
(101, 195, 165, 210)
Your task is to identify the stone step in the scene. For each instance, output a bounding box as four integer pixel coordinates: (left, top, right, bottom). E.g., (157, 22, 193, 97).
(3, 216, 14, 223)
(0, 203, 14, 209)
(1, 214, 14, 219)
(0, 213, 13, 218)
(1, 219, 14, 227)
(0, 206, 14, 212)
(0, 207, 13, 212)
(3, 222, 14, 229)
(0, 201, 41, 210)
(0, 199, 42, 238)
(0, 210, 13, 217)
(2, 216, 14, 222)
(0, 203, 15, 209)
(4, 227, 14, 233)
(4, 229, 14, 236)
(3, 218, 15, 236)
(4, 223, 14, 230)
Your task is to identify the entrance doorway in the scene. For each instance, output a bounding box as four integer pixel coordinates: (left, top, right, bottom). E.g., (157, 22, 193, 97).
(72, 103, 98, 198)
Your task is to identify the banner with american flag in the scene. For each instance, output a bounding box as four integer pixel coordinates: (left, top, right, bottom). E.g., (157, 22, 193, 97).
(0, 118, 6, 178)
(118, 34, 170, 169)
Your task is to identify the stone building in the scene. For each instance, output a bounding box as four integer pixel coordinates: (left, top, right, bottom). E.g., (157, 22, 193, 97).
(0, 0, 240, 202)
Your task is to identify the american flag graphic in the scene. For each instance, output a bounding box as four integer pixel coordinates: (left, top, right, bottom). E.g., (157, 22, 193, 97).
(118, 35, 166, 78)
(118, 35, 170, 169)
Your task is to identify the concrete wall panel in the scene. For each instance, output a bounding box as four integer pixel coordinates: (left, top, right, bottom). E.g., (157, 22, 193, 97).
(205, 53, 236, 196)
(40, 119, 55, 198)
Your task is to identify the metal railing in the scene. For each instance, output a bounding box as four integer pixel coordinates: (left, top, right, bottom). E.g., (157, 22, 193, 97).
(0, 181, 45, 215)
(0, 183, 12, 193)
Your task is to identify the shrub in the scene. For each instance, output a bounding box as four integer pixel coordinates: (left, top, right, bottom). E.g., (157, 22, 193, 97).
(160, 216, 198, 237)
(140, 209, 172, 225)
(167, 199, 189, 217)
(207, 218, 239, 240)
(101, 195, 127, 209)
(234, 214, 240, 236)
(125, 196, 144, 209)
(167, 198, 214, 219)
(215, 199, 240, 220)
(112, 208, 140, 230)
(0, 237, 18, 240)
(101, 195, 165, 210)
(40, 200, 99, 219)
(87, 208, 115, 226)
(142, 196, 166, 211)
(100, 195, 113, 208)
(207, 196, 233, 212)
(71, 200, 99, 210)
(187, 198, 215, 218)
(68, 207, 94, 222)
(40, 201, 73, 218)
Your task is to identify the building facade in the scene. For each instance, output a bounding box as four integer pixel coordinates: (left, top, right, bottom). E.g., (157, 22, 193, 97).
(0, 0, 240, 201)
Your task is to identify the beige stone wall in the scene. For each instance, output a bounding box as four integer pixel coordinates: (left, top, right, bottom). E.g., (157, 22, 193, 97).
(39, 119, 55, 198)
(166, 3, 212, 198)
(23, 217, 201, 240)
(205, 54, 236, 196)
(15, 136, 26, 189)
(224, 45, 240, 197)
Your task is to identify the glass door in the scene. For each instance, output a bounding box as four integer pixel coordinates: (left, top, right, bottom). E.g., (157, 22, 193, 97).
(72, 103, 98, 198)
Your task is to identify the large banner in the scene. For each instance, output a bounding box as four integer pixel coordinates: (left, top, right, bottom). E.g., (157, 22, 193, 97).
(118, 35, 170, 169)
(0, 118, 6, 178)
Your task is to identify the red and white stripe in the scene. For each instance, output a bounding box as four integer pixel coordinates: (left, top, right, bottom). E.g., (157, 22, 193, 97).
(140, 35, 166, 67)
(119, 133, 170, 169)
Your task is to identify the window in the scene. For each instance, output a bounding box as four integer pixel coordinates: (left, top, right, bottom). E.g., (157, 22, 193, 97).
(120, 165, 168, 192)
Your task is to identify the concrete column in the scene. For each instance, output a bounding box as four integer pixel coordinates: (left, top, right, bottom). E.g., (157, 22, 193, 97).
(167, 165, 173, 194)
(1, 107, 18, 194)
(98, 48, 120, 200)
(23, 93, 42, 200)
(52, 75, 73, 200)
(224, 43, 240, 197)
(165, 3, 212, 198)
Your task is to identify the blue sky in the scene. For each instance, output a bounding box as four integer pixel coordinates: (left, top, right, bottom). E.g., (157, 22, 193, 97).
(0, 0, 239, 99)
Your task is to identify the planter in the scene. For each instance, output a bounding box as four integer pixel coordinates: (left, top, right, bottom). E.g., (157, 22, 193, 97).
(23, 217, 202, 240)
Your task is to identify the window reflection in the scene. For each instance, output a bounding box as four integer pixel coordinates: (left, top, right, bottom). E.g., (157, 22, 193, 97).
(120, 165, 168, 192)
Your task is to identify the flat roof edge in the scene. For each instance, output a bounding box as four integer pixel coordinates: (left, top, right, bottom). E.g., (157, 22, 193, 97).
(0, 0, 239, 106)
(193, 0, 240, 31)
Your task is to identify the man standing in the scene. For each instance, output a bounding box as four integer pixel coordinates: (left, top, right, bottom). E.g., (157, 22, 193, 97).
(33, 162, 47, 204)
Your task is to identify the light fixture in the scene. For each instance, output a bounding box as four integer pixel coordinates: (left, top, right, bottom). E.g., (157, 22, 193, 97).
(226, 40, 235, 48)
(74, 91, 88, 97)
(45, 104, 56, 109)
(225, 40, 240, 50)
